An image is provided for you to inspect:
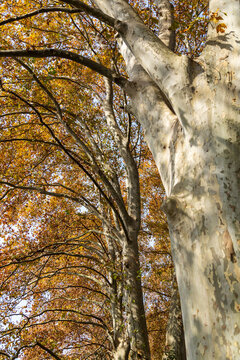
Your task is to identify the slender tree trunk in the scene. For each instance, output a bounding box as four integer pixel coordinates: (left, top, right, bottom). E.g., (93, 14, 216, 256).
(122, 226, 151, 360)
(102, 79, 151, 359)
(109, 227, 151, 360)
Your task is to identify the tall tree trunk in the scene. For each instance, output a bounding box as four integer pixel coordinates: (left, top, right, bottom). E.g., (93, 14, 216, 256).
(102, 79, 151, 359)
(122, 227, 151, 360)
(161, 113, 240, 359)
(160, 31, 240, 357)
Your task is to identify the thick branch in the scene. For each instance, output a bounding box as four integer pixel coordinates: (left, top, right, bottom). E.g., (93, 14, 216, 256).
(0, 49, 127, 87)
(157, 0, 175, 51)
(58, 0, 115, 27)
(0, 351, 10, 358)
(93, 0, 184, 96)
(117, 40, 179, 195)
(0, 2, 116, 28)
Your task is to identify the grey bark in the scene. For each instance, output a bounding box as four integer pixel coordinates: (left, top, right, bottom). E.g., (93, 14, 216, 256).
(102, 81, 151, 359)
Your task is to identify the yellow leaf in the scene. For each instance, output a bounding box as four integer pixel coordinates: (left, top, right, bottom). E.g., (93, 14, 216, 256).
(216, 23, 227, 33)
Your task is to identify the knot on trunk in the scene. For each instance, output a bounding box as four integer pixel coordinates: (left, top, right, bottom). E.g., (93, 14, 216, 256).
(161, 196, 180, 218)
(223, 229, 237, 263)
(114, 20, 128, 35)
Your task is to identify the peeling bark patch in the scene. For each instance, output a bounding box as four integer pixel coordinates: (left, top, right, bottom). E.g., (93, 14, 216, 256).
(223, 230, 236, 263)
(196, 341, 208, 357)
(114, 20, 128, 35)
(230, 300, 239, 313)
(234, 324, 240, 335)
(224, 265, 240, 295)
(234, 302, 240, 312)
(207, 263, 227, 323)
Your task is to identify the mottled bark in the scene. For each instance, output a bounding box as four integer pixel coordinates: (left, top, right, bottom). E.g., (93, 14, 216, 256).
(156, 0, 175, 51)
(122, 230, 151, 359)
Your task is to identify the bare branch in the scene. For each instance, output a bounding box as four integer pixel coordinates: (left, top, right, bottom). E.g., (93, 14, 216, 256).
(0, 7, 82, 27)
(0, 351, 10, 358)
(58, 0, 115, 27)
(28, 308, 109, 329)
(36, 342, 63, 360)
(0, 49, 127, 88)
(0, 138, 58, 147)
(0, 180, 83, 203)
(32, 284, 109, 299)
(0, 84, 130, 241)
